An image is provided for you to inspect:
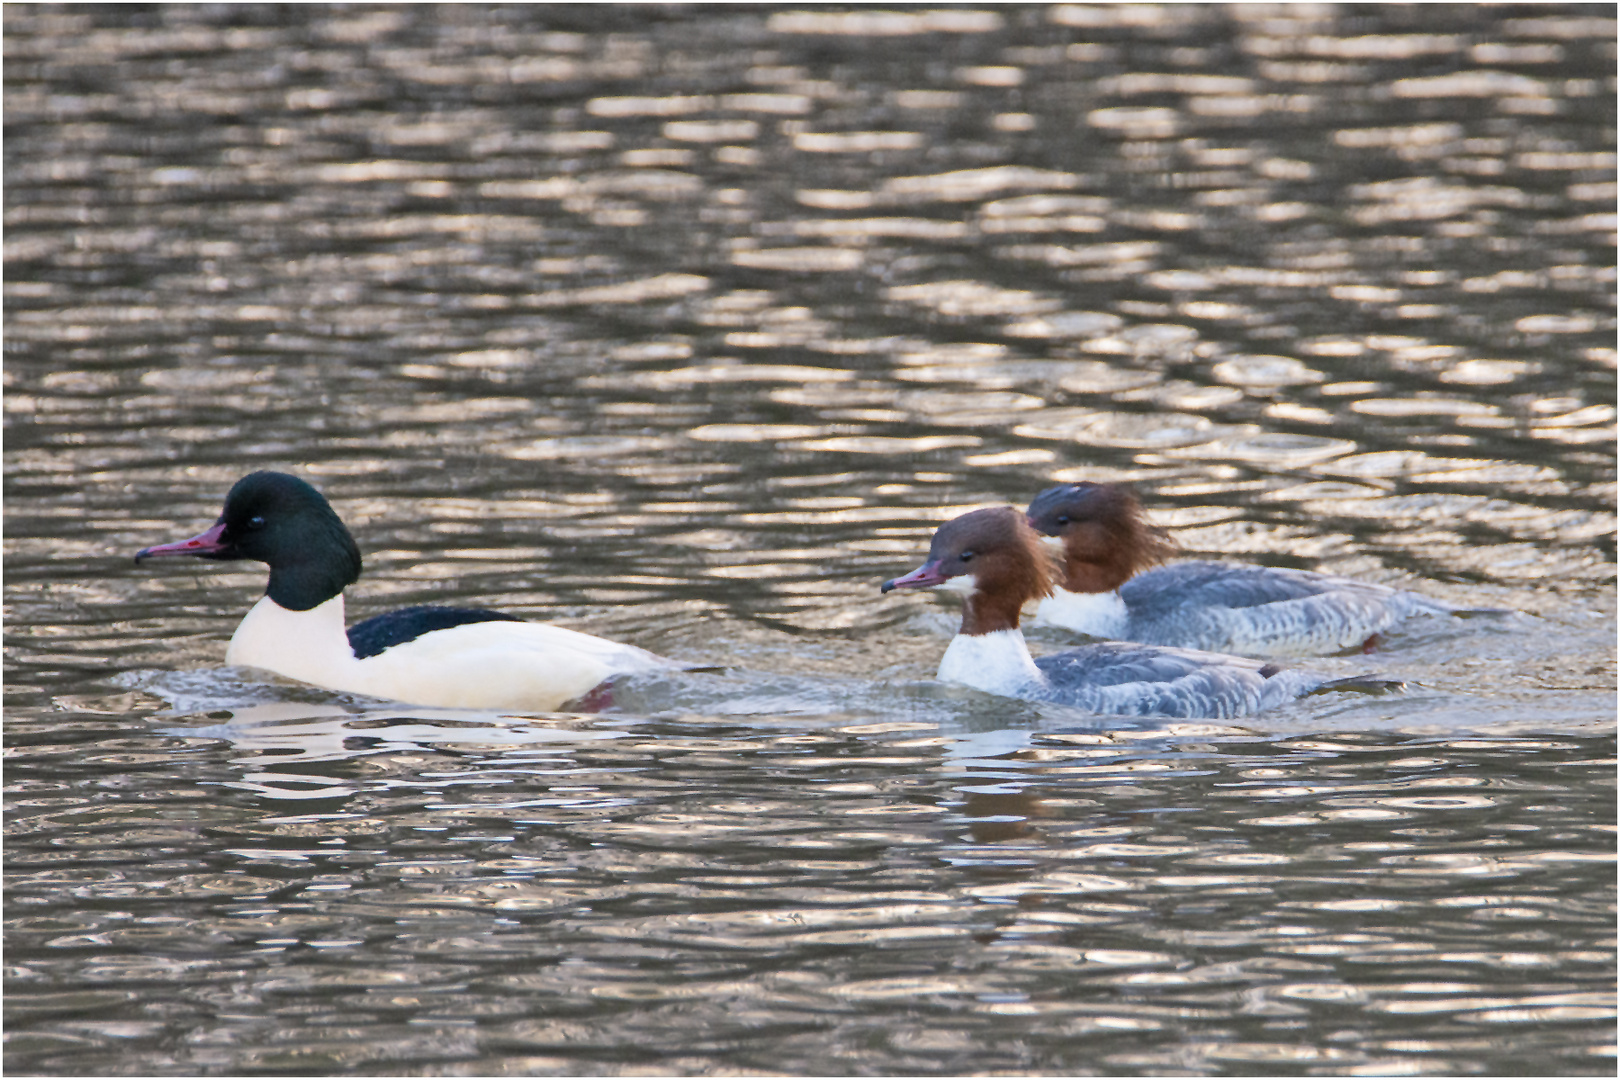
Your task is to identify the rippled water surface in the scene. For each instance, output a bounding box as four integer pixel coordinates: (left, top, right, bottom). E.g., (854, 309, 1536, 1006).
(5, 5, 1615, 1076)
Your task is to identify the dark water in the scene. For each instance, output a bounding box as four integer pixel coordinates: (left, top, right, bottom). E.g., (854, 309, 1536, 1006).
(4, 5, 1614, 1075)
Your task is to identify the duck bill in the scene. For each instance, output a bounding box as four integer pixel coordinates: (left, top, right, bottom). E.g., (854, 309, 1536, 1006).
(881, 560, 946, 593)
(134, 521, 230, 563)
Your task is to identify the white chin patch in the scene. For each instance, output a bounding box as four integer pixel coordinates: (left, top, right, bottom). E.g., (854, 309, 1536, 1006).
(938, 573, 978, 595)
(1037, 534, 1065, 551)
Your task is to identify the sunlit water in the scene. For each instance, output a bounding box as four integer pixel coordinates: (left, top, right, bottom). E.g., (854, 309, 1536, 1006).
(5, 6, 1614, 1076)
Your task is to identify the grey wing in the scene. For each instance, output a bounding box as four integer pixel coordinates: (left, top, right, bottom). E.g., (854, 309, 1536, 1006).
(1122, 562, 1381, 612)
(1122, 562, 1445, 655)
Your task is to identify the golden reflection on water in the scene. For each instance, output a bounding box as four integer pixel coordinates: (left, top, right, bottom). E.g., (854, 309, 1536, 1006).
(5, 4, 1615, 1077)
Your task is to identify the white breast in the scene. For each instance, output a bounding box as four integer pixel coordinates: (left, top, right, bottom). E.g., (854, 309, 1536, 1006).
(226, 595, 356, 688)
(936, 629, 1045, 697)
(1031, 586, 1129, 638)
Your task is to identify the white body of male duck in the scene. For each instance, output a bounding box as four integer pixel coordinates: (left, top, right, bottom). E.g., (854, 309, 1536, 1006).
(1024, 483, 1451, 656)
(882, 506, 1398, 719)
(135, 471, 672, 710)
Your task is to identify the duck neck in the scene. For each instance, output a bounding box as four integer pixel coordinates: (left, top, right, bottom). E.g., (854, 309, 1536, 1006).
(959, 587, 1028, 638)
(1053, 513, 1173, 594)
(1058, 548, 1136, 594)
(263, 514, 362, 611)
(265, 559, 357, 612)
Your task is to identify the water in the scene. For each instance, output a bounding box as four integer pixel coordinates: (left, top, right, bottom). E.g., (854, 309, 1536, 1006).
(4, 5, 1614, 1075)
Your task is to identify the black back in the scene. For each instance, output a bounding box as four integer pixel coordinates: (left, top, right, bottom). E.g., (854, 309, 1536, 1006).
(347, 605, 526, 659)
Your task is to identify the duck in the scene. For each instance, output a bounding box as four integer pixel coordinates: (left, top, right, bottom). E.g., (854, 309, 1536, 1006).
(1024, 482, 1451, 656)
(134, 471, 672, 710)
(881, 506, 1399, 719)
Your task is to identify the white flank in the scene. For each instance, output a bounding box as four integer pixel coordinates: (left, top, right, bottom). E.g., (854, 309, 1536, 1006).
(225, 594, 669, 710)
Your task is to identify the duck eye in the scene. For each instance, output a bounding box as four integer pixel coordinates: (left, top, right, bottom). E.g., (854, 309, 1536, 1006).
(1056, 515, 1070, 526)
(247, 515, 266, 530)
(959, 550, 975, 562)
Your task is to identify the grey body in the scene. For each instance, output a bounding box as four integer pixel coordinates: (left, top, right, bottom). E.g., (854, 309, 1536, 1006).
(1114, 560, 1447, 655)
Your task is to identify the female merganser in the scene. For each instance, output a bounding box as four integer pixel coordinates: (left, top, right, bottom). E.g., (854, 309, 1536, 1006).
(134, 471, 672, 710)
(1025, 482, 1450, 656)
(881, 506, 1397, 719)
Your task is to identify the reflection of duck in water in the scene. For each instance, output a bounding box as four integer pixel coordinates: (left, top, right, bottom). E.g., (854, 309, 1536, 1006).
(882, 506, 1399, 719)
(143, 697, 628, 801)
(157, 699, 621, 762)
(1025, 483, 1452, 656)
(135, 471, 672, 710)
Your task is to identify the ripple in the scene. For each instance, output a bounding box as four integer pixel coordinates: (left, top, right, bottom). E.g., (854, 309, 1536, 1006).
(980, 196, 1109, 235)
(886, 280, 1062, 317)
(1392, 71, 1553, 98)
(1376, 796, 1498, 810)
(1211, 354, 1324, 387)
(502, 434, 677, 460)
(1054, 361, 1162, 394)
(528, 272, 711, 306)
(1087, 106, 1181, 137)
(730, 246, 865, 272)
(663, 119, 759, 143)
(881, 166, 1080, 202)
(1004, 311, 1124, 338)
(833, 976, 985, 999)
(1202, 1043, 1359, 1064)
(767, 9, 1003, 35)
(792, 131, 925, 153)
(999, 240, 1163, 271)
(788, 216, 970, 239)
(5, 7, 1614, 1079)
(1015, 408, 1241, 450)
(792, 435, 981, 454)
(1439, 359, 1542, 384)
(591, 363, 854, 390)
(895, 387, 1046, 419)
(1163, 431, 1357, 465)
(687, 423, 828, 442)
(1352, 396, 1501, 417)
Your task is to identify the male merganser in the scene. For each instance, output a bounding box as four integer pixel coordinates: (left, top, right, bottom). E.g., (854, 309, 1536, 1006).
(881, 506, 1398, 719)
(1025, 483, 1450, 656)
(134, 471, 671, 710)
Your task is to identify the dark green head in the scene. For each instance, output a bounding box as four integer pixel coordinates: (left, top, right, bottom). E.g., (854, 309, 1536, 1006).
(136, 471, 362, 611)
